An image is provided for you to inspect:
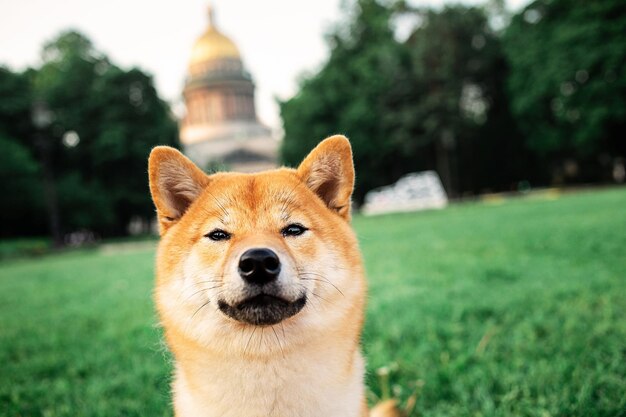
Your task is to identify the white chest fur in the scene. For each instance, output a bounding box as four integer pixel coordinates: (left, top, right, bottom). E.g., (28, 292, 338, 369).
(173, 346, 365, 417)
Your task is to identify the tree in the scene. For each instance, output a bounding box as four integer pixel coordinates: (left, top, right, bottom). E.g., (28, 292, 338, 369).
(281, 1, 532, 199)
(88, 67, 180, 234)
(504, 0, 626, 181)
(392, 5, 538, 195)
(0, 67, 35, 148)
(31, 30, 180, 236)
(0, 30, 179, 239)
(0, 67, 47, 237)
(280, 0, 403, 202)
(0, 134, 46, 237)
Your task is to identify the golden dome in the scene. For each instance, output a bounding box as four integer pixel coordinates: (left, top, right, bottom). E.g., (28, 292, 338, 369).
(189, 6, 240, 65)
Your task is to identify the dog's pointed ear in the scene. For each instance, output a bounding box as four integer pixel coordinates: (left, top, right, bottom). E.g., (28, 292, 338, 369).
(148, 146, 209, 234)
(297, 135, 355, 220)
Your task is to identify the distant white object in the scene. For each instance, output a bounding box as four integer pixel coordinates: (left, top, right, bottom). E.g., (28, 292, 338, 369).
(361, 171, 448, 215)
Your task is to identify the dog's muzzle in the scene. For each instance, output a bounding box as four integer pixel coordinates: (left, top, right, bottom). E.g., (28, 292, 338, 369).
(217, 247, 306, 325)
(217, 293, 306, 326)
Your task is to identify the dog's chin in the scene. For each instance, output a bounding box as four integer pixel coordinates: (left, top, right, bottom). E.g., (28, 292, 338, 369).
(217, 294, 307, 326)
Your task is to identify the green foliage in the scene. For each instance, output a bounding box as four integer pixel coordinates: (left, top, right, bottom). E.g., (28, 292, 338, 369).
(35, 31, 180, 235)
(0, 189, 624, 415)
(504, 0, 626, 158)
(281, 0, 402, 200)
(0, 135, 45, 235)
(0, 67, 34, 145)
(0, 31, 179, 238)
(280, 1, 533, 199)
(390, 5, 534, 194)
(282, 0, 626, 197)
(0, 68, 46, 235)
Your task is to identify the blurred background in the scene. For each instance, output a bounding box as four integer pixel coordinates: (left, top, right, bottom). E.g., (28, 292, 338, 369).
(0, 0, 624, 246)
(0, 0, 624, 416)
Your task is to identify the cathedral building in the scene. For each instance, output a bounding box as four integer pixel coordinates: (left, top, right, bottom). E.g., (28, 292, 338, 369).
(180, 6, 278, 172)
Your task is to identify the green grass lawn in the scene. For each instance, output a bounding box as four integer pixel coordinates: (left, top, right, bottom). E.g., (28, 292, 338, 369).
(1, 188, 625, 417)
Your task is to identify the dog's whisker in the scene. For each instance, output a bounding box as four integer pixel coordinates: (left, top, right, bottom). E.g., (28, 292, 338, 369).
(279, 181, 305, 221)
(204, 285, 224, 291)
(308, 296, 322, 312)
(299, 275, 344, 296)
(205, 189, 230, 223)
(271, 325, 285, 358)
(298, 272, 345, 296)
(193, 278, 223, 284)
(258, 327, 265, 352)
(183, 283, 224, 302)
(310, 291, 332, 305)
(183, 288, 210, 302)
(298, 284, 321, 312)
(244, 326, 257, 355)
(299, 275, 344, 297)
(188, 277, 224, 287)
(191, 299, 211, 320)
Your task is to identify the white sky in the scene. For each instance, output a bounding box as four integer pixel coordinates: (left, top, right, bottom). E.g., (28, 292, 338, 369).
(0, 0, 528, 131)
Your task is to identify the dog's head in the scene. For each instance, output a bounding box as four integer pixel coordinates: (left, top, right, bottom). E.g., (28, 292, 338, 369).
(149, 136, 365, 356)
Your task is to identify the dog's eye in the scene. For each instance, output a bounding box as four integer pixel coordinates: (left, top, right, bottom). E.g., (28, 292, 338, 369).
(281, 224, 308, 237)
(205, 229, 231, 241)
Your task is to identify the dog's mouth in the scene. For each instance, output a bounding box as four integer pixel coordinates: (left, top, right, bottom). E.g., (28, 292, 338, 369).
(217, 294, 307, 326)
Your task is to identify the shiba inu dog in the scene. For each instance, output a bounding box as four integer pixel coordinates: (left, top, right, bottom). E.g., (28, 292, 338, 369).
(148, 136, 400, 417)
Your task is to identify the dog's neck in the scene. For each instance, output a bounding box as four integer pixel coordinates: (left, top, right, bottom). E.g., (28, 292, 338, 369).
(169, 328, 367, 417)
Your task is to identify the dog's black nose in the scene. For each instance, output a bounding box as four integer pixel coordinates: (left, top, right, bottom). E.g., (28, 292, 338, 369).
(238, 248, 281, 285)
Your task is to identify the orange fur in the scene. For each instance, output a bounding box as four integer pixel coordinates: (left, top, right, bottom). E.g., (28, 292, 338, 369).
(149, 136, 398, 417)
